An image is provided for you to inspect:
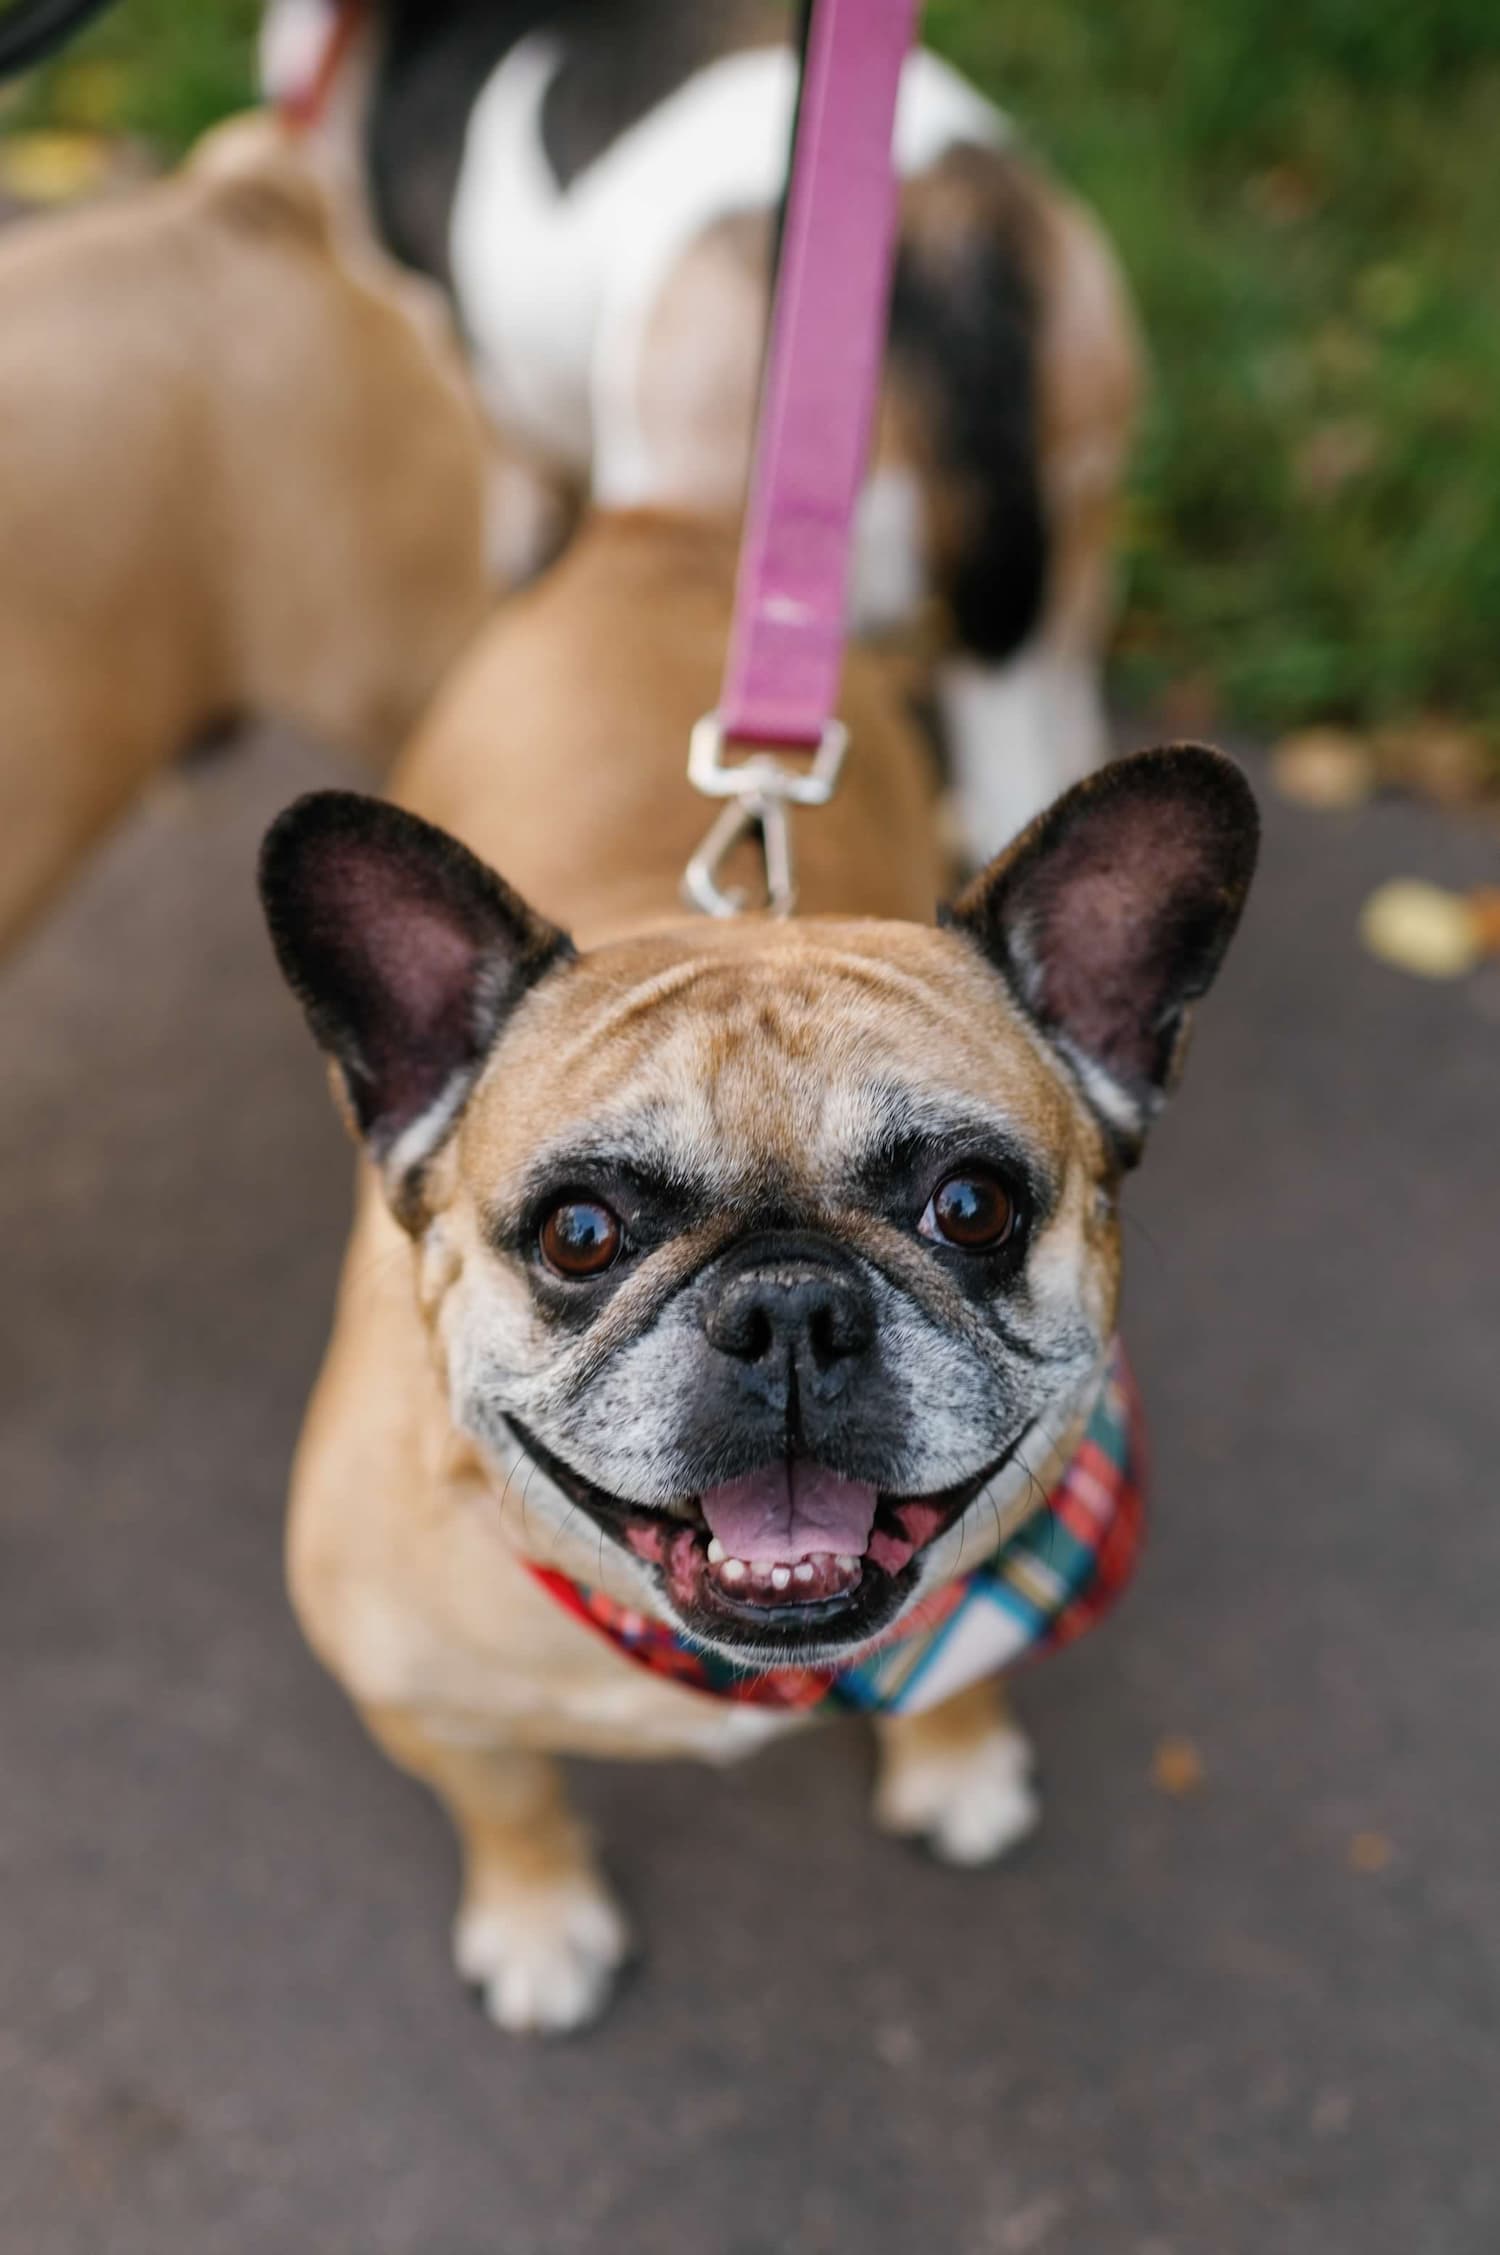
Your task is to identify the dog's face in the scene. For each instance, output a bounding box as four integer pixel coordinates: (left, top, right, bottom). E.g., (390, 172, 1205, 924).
(261, 750, 1256, 1665)
(414, 918, 1118, 1663)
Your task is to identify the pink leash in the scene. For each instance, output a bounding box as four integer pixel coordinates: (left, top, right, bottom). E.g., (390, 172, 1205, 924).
(684, 0, 921, 916)
(272, 0, 365, 133)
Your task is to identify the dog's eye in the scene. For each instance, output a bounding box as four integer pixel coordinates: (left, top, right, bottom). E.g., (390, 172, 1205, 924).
(919, 1171, 1016, 1251)
(539, 1199, 623, 1278)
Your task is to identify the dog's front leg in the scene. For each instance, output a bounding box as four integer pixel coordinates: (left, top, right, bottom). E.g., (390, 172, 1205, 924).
(362, 1706, 631, 2035)
(872, 1678, 1039, 1868)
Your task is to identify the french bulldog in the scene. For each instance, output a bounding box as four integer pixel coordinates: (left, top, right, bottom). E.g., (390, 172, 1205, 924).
(0, 115, 487, 954)
(258, 509, 1257, 2034)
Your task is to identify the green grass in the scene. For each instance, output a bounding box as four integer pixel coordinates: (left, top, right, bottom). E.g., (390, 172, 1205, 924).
(926, 0, 1500, 755)
(13, 0, 259, 149)
(14, 0, 1500, 761)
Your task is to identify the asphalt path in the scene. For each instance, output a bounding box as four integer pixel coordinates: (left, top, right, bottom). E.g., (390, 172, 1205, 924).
(3, 728, 1497, 2255)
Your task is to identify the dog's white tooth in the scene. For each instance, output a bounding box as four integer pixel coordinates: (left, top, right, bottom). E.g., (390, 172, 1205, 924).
(721, 1558, 747, 1582)
(706, 1538, 725, 1564)
(838, 1555, 858, 1572)
(771, 1565, 791, 1591)
(793, 1562, 815, 1584)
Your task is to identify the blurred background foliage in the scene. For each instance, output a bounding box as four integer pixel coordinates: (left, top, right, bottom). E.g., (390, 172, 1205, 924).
(10, 0, 260, 149)
(7, 0, 1500, 767)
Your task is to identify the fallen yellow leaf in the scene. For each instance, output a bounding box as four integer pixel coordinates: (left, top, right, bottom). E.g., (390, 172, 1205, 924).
(1468, 888, 1500, 955)
(1359, 880, 1482, 980)
(1349, 1831, 1393, 1873)
(1271, 728, 1375, 810)
(1373, 721, 1490, 808)
(1151, 1737, 1205, 1797)
(0, 129, 112, 205)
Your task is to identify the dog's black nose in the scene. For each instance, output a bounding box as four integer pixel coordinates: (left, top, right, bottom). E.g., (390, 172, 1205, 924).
(704, 1256, 874, 1380)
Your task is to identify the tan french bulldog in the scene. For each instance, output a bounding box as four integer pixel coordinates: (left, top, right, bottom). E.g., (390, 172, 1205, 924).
(259, 511, 1257, 2035)
(0, 115, 487, 954)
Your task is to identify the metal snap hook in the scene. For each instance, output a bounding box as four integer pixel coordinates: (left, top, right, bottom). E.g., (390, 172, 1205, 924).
(682, 794, 797, 917)
(681, 713, 848, 918)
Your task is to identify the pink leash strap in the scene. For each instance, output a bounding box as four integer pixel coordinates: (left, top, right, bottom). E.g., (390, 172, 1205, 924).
(272, 0, 365, 133)
(719, 0, 919, 751)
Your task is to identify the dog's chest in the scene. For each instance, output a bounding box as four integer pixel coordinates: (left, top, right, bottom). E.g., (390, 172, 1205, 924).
(418, 1670, 803, 1765)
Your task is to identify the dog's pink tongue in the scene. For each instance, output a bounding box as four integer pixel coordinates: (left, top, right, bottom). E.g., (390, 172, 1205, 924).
(699, 1463, 878, 1564)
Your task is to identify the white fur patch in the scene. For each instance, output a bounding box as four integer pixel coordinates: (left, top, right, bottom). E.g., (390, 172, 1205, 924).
(941, 645, 1111, 862)
(258, 0, 339, 107)
(874, 1719, 1039, 1865)
(454, 1873, 632, 2034)
(449, 40, 1007, 494)
(851, 467, 928, 634)
(380, 1070, 476, 1189)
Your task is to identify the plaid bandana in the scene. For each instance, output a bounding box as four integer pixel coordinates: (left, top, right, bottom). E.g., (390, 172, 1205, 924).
(524, 1342, 1145, 1718)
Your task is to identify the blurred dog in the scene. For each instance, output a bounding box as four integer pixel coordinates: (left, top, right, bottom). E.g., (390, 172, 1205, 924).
(259, 511, 1257, 2033)
(9, 0, 1144, 848)
(0, 117, 487, 952)
(256, 0, 1144, 852)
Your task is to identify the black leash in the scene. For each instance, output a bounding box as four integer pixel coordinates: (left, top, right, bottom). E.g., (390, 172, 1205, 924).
(0, 0, 120, 78)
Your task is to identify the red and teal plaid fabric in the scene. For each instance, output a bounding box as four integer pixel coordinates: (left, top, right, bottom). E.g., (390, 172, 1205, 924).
(525, 1341, 1145, 1717)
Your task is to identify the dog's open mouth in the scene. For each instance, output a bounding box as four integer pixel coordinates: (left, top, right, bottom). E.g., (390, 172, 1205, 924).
(505, 1419, 1012, 1653)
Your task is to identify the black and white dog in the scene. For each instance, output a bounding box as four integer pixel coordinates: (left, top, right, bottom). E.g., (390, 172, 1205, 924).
(6, 0, 1144, 848)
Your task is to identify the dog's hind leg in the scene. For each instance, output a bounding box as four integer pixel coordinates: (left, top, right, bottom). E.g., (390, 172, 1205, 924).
(361, 1705, 632, 2035)
(937, 638, 1110, 864)
(872, 1677, 1039, 1868)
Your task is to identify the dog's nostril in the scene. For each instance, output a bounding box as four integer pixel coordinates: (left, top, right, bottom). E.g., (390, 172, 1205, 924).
(808, 1294, 868, 1368)
(706, 1265, 872, 1371)
(706, 1290, 778, 1364)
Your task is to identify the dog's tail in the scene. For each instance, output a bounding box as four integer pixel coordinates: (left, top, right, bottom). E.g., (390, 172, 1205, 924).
(0, 0, 120, 79)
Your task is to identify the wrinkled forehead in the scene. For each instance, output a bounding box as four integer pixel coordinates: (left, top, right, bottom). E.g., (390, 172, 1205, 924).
(459, 919, 1085, 1197)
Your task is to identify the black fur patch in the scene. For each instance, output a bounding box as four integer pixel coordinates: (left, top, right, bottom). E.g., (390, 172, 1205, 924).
(540, 0, 765, 189)
(368, 0, 549, 283)
(887, 151, 1048, 664)
(367, 0, 767, 283)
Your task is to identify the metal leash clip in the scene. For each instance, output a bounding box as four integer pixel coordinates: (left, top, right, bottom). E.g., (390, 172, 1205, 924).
(682, 712, 848, 918)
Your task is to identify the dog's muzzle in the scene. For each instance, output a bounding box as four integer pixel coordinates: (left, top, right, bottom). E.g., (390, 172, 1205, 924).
(700, 1233, 875, 1413)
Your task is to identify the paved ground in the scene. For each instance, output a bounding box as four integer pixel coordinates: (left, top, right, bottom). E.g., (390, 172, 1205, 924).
(2, 730, 1497, 2255)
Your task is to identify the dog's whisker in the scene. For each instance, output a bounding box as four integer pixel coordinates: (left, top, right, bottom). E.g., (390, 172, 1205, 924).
(1012, 1439, 1059, 1569)
(518, 1449, 543, 1554)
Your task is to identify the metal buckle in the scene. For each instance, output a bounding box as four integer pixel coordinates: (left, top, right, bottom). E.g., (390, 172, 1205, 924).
(682, 713, 848, 917)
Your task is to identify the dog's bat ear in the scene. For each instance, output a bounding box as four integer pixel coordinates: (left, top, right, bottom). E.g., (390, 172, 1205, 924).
(942, 745, 1259, 1159)
(258, 791, 574, 1191)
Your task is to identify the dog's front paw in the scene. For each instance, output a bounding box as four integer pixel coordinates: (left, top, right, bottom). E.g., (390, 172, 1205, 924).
(453, 1874, 632, 2035)
(874, 1721, 1040, 1868)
